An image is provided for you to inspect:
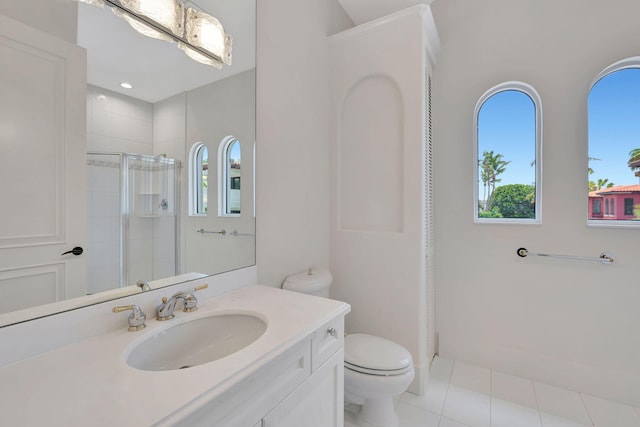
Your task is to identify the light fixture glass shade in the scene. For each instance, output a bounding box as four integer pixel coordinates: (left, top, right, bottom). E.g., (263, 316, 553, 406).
(185, 8, 232, 66)
(119, 0, 185, 37)
(75, 0, 233, 69)
(178, 42, 222, 69)
(112, 8, 174, 42)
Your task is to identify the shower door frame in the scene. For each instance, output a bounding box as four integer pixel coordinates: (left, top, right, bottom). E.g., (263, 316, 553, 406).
(88, 152, 180, 288)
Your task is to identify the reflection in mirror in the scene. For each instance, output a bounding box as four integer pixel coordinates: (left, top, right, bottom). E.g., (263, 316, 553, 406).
(588, 60, 640, 225)
(190, 143, 209, 215)
(474, 82, 542, 223)
(87, 152, 180, 293)
(0, 0, 255, 327)
(222, 137, 241, 215)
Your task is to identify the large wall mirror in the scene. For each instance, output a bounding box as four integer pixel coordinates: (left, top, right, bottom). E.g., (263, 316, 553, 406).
(0, 0, 256, 327)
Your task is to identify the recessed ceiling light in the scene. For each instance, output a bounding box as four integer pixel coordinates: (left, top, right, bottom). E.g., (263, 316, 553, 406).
(120, 82, 133, 89)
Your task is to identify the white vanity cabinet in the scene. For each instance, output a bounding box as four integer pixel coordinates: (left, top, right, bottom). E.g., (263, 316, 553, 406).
(262, 349, 344, 427)
(171, 313, 346, 427)
(0, 285, 350, 427)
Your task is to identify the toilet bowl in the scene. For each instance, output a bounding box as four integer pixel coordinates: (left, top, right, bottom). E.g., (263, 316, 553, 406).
(282, 269, 414, 427)
(344, 333, 414, 427)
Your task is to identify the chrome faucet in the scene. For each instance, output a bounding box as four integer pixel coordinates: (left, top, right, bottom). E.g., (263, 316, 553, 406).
(136, 280, 151, 292)
(112, 304, 147, 331)
(156, 284, 208, 321)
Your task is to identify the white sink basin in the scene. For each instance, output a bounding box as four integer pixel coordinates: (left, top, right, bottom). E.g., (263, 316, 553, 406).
(126, 313, 267, 371)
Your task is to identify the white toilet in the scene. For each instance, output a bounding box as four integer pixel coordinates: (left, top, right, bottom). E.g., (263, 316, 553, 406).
(283, 269, 414, 427)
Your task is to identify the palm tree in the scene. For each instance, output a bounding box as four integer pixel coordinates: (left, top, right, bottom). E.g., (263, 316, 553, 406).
(628, 148, 640, 178)
(479, 154, 492, 210)
(589, 178, 615, 191)
(597, 178, 614, 189)
(480, 150, 510, 210)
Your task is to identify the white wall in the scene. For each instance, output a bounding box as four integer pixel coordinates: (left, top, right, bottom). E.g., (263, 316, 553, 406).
(255, 0, 353, 287)
(87, 85, 154, 154)
(153, 93, 187, 275)
(431, 0, 640, 406)
(0, 1, 76, 44)
(328, 7, 438, 394)
(185, 69, 256, 275)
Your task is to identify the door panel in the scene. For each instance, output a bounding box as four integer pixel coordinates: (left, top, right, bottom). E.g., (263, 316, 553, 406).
(0, 15, 87, 311)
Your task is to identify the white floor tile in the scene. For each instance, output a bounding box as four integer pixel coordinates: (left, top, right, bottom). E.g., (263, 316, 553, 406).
(431, 357, 455, 381)
(396, 401, 441, 427)
(581, 393, 640, 427)
(347, 358, 636, 427)
(492, 371, 538, 410)
(534, 382, 592, 425)
(439, 416, 472, 427)
(401, 390, 447, 417)
(401, 356, 453, 415)
(450, 361, 491, 395)
(491, 398, 542, 427)
(540, 412, 592, 427)
(442, 385, 491, 427)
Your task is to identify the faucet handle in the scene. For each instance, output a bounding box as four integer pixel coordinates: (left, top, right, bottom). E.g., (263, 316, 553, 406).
(182, 284, 209, 312)
(193, 284, 208, 292)
(113, 304, 147, 332)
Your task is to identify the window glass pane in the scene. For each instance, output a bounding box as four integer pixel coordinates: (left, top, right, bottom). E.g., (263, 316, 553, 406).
(476, 89, 538, 221)
(225, 139, 241, 215)
(197, 145, 208, 214)
(624, 198, 634, 215)
(588, 67, 640, 223)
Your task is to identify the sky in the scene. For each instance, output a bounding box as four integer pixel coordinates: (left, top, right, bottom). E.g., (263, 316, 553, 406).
(477, 89, 536, 192)
(588, 68, 640, 187)
(477, 68, 640, 200)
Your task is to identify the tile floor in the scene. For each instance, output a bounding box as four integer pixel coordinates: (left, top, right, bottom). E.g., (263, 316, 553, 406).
(345, 356, 640, 427)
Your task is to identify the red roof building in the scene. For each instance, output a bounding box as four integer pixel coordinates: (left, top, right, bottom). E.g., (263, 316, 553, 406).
(588, 184, 640, 220)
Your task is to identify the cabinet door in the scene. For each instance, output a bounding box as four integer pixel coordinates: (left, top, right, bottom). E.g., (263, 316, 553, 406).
(263, 349, 344, 427)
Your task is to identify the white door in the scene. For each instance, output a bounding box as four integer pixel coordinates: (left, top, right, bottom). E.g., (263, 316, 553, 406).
(0, 15, 87, 315)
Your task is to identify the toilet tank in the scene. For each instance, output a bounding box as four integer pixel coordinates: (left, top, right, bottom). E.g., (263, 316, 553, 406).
(282, 268, 333, 298)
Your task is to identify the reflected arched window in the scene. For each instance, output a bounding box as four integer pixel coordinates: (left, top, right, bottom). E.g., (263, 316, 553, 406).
(474, 82, 542, 223)
(189, 142, 208, 215)
(588, 58, 640, 225)
(218, 136, 241, 216)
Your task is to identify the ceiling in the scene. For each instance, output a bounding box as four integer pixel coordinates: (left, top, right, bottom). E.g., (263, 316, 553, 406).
(76, 0, 255, 103)
(76, 0, 433, 103)
(336, 0, 433, 25)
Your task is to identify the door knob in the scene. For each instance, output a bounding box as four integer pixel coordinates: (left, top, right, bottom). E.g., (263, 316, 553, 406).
(61, 246, 83, 256)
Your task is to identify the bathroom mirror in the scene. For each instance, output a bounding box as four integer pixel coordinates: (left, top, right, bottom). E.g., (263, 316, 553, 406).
(0, 0, 256, 327)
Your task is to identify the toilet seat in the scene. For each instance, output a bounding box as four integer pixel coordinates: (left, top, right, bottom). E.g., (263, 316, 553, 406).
(345, 334, 413, 376)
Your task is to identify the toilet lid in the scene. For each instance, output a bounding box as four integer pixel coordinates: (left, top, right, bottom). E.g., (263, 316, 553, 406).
(344, 334, 413, 375)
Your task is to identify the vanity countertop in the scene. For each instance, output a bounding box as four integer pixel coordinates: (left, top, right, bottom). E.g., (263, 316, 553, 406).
(0, 285, 350, 426)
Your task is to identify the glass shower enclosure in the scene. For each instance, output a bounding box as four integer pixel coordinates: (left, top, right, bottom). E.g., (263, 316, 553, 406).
(86, 152, 180, 294)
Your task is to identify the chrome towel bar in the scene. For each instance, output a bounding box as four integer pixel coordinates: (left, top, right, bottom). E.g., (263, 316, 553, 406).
(197, 228, 227, 235)
(197, 228, 255, 237)
(516, 247, 614, 265)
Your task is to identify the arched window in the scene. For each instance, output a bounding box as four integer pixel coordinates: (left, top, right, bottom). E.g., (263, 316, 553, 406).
(189, 142, 208, 215)
(588, 58, 640, 226)
(474, 82, 542, 223)
(218, 136, 241, 216)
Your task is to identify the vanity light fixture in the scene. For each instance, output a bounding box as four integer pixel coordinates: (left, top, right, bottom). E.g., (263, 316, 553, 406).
(76, 0, 232, 69)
